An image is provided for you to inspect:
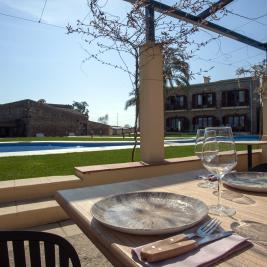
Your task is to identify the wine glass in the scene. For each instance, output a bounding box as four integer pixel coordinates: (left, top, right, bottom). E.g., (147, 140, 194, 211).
(202, 127, 237, 216)
(195, 129, 217, 189)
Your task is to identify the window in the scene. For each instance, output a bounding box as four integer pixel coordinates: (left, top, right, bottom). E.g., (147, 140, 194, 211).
(224, 115, 247, 131)
(192, 93, 216, 108)
(222, 89, 249, 107)
(193, 116, 218, 130)
(239, 91, 245, 102)
(176, 96, 184, 107)
(166, 95, 187, 110)
(197, 95, 202, 106)
(207, 94, 213, 105)
(166, 117, 189, 132)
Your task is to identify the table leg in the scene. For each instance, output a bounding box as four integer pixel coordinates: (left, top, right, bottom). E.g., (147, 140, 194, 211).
(248, 145, 252, 170)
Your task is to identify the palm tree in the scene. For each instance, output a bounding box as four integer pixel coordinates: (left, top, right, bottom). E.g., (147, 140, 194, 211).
(125, 47, 190, 110)
(163, 47, 190, 91)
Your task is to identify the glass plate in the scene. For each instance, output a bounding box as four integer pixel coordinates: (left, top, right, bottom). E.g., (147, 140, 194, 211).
(223, 172, 267, 192)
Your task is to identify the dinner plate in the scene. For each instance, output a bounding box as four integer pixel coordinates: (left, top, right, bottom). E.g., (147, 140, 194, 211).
(91, 192, 208, 235)
(223, 172, 267, 192)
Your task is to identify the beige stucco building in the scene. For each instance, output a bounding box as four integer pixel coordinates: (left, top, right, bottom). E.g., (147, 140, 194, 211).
(165, 77, 260, 134)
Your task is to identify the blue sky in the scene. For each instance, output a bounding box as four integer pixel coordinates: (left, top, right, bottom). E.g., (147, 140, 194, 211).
(1, 0, 266, 126)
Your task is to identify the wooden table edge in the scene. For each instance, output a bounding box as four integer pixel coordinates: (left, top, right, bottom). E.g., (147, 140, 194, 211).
(55, 191, 140, 267)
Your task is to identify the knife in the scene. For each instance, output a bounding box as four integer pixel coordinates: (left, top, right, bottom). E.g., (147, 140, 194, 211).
(140, 231, 233, 263)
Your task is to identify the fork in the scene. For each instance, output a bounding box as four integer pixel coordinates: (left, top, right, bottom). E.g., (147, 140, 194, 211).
(141, 218, 221, 252)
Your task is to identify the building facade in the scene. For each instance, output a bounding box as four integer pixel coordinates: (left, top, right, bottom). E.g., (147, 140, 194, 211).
(0, 99, 88, 137)
(88, 121, 113, 136)
(165, 77, 260, 134)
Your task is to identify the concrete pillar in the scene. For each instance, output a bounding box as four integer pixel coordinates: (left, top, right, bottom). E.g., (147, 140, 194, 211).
(261, 79, 267, 161)
(139, 43, 164, 163)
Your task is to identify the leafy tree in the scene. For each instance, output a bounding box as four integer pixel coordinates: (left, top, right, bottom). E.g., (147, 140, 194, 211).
(37, 99, 46, 104)
(98, 114, 109, 124)
(72, 101, 89, 117)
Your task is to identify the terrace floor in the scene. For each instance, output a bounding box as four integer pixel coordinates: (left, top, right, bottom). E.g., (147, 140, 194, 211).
(24, 220, 112, 267)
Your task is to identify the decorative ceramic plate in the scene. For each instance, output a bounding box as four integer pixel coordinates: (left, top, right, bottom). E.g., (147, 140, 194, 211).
(91, 192, 208, 235)
(224, 172, 267, 192)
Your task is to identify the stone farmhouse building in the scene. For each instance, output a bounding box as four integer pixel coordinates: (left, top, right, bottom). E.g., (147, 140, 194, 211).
(0, 99, 88, 137)
(88, 121, 112, 136)
(165, 77, 260, 134)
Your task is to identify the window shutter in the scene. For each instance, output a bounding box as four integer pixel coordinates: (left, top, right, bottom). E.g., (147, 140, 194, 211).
(212, 93, 216, 107)
(245, 90, 249, 105)
(222, 116, 226, 125)
(185, 118, 189, 131)
(221, 92, 226, 106)
(192, 95, 196, 108)
(184, 96, 187, 109)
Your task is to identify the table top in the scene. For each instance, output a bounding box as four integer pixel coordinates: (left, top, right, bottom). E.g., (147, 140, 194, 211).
(56, 169, 267, 267)
(235, 140, 267, 145)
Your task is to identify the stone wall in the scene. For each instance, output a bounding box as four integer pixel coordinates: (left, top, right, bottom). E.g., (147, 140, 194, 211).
(27, 101, 88, 136)
(87, 121, 112, 136)
(0, 100, 88, 137)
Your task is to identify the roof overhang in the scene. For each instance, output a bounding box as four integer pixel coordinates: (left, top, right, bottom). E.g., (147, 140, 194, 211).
(123, 0, 267, 51)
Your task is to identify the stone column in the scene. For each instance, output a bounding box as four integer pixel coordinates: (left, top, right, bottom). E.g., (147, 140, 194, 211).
(139, 43, 164, 163)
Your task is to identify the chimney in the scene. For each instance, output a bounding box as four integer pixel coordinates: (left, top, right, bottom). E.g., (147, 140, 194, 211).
(203, 76, 211, 84)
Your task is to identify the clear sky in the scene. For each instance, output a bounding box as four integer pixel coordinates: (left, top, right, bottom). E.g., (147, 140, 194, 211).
(1, 0, 267, 126)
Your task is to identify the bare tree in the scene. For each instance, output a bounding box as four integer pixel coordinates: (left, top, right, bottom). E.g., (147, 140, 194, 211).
(67, 0, 226, 161)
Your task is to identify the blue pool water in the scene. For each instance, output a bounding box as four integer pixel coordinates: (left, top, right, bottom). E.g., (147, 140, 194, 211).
(0, 135, 261, 153)
(0, 142, 135, 152)
(166, 135, 261, 144)
(234, 135, 261, 141)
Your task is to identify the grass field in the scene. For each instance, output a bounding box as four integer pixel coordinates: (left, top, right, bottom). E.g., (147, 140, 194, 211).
(0, 144, 250, 181)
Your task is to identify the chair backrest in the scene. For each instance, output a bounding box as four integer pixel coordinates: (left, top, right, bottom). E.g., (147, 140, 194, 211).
(251, 163, 267, 172)
(0, 231, 81, 267)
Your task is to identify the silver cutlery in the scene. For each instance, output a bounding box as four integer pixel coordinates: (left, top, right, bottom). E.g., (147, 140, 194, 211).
(141, 231, 233, 262)
(141, 218, 221, 252)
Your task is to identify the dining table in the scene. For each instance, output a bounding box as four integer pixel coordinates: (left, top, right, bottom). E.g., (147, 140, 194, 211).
(55, 169, 267, 267)
(236, 140, 267, 170)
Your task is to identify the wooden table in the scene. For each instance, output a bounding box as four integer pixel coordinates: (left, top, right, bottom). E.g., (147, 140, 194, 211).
(236, 140, 267, 170)
(56, 169, 267, 267)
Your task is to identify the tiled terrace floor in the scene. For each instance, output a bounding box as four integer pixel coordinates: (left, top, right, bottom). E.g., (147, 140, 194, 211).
(25, 220, 113, 267)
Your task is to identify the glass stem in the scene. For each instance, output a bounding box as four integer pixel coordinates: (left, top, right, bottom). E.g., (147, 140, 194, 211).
(218, 175, 223, 207)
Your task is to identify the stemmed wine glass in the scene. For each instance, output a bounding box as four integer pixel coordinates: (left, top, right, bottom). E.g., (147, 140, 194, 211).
(195, 129, 216, 189)
(202, 127, 237, 216)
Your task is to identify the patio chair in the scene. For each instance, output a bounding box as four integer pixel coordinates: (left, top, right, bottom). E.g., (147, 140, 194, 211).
(251, 163, 267, 172)
(0, 231, 81, 267)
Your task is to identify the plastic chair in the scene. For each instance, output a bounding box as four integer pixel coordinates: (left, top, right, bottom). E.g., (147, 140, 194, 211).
(0, 231, 81, 267)
(250, 163, 267, 172)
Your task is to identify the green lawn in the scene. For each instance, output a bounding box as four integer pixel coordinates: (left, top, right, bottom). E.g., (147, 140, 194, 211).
(0, 144, 249, 181)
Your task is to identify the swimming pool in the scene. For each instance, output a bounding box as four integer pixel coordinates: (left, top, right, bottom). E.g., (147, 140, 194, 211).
(0, 135, 261, 153)
(0, 141, 136, 153)
(166, 135, 261, 144)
